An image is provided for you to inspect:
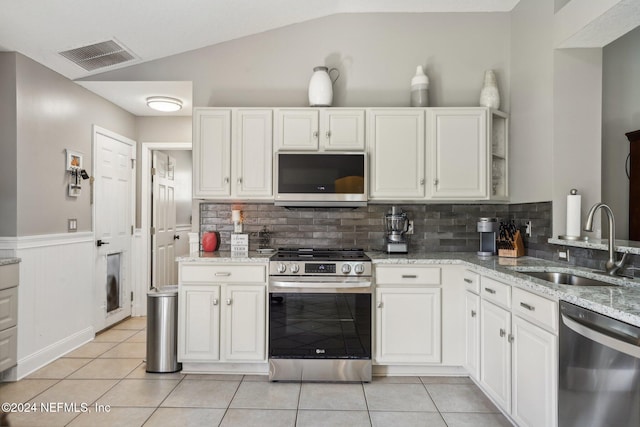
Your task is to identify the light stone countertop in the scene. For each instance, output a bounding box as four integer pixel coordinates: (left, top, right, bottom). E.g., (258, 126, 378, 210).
(0, 258, 21, 266)
(370, 252, 640, 328)
(177, 250, 640, 328)
(177, 251, 271, 263)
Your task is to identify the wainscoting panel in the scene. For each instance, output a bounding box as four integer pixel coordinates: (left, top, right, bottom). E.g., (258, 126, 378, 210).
(8, 233, 95, 379)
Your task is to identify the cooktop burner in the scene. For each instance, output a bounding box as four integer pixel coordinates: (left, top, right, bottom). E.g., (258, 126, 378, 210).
(273, 248, 369, 261)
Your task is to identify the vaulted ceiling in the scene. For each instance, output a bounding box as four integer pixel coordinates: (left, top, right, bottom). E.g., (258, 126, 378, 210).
(0, 0, 519, 80)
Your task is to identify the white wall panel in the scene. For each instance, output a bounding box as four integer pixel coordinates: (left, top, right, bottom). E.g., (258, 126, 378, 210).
(12, 233, 94, 379)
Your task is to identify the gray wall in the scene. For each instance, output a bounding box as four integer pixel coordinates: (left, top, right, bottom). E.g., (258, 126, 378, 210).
(84, 13, 511, 110)
(509, 0, 555, 205)
(602, 25, 640, 239)
(552, 48, 603, 238)
(510, 0, 604, 238)
(10, 53, 137, 236)
(0, 53, 17, 236)
(135, 116, 192, 227)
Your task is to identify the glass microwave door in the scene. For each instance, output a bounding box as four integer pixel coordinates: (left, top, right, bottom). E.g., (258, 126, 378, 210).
(277, 154, 365, 195)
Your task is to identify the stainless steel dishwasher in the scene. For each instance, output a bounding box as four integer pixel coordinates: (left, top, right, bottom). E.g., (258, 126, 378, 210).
(559, 301, 640, 427)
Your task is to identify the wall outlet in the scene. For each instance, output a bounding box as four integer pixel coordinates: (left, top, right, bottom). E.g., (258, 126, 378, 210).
(68, 218, 77, 232)
(525, 220, 532, 237)
(407, 220, 414, 235)
(558, 249, 569, 262)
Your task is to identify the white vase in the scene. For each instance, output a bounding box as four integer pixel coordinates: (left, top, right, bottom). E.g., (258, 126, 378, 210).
(479, 70, 500, 109)
(308, 66, 340, 107)
(410, 66, 429, 107)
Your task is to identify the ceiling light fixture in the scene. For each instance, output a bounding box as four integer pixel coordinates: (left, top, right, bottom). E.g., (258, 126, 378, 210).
(146, 96, 183, 112)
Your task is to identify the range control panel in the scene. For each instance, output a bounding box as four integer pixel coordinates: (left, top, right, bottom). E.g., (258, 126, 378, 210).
(269, 261, 371, 277)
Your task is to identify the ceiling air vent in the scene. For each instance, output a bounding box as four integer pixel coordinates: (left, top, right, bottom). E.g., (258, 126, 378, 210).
(59, 39, 135, 71)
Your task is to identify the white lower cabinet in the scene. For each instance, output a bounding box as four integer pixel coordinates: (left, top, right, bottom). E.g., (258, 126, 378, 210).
(480, 299, 512, 410)
(375, 286, 441, 364)
(180, 286, 221, 361)
(178, 263, 267, 364)
(511, 315, 557, 427)
(223, 284, 266, 361)
(474, 274, 558, 427)
(464, 290, 480, 380)
(179, 283, 266, 363)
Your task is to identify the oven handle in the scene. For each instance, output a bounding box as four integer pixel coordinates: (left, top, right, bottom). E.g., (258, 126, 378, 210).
(561, 314, 640, 359)
(269, 279, 372, 294)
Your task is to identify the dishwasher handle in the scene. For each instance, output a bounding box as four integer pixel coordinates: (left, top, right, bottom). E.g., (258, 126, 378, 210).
(561, 314, 640, 359)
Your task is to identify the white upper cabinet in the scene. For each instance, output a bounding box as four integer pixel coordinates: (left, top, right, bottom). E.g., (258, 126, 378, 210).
(193, 107, 507, 202)
(275, 109, 319, 151)
(320, 109, 365, 150)
(193, 108, 273, 200)
(275, 108, 365, 151)
(193, 109, 232, 198)
(233, 109, 273, 199)
(428, 108, 488, 199)
(368, 109, 426, 200)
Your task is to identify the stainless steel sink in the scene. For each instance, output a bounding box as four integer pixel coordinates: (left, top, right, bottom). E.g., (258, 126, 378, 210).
(518, 271, 618, 287)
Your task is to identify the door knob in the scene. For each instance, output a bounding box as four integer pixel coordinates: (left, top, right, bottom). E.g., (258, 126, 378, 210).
(96, 239, 109, 247)
(173, 235, 180, 240)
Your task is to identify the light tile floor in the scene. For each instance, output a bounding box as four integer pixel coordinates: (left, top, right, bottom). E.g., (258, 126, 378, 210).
(0, 317, 512, 426)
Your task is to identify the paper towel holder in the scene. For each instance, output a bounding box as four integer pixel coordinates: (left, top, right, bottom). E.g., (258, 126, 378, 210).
(558, 189, 589, 241)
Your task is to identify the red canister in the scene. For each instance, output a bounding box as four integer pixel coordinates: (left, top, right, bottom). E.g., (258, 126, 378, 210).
(202, 231, 220, 252)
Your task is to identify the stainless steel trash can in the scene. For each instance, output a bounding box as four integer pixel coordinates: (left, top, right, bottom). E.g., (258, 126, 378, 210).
(146, 285, 182, 373)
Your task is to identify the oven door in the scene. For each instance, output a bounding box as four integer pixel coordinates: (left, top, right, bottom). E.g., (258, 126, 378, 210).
(269, 290, 371, 360)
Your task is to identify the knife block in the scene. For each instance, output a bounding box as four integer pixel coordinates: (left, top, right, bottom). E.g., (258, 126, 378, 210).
(498, 230, 525, 258)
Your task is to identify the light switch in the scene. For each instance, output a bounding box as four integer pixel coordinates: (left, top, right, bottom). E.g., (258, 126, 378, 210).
(68, 218, 77, 232)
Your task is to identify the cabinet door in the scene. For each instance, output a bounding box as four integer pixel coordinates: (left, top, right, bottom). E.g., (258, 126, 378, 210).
(193, 109, 231, 197)
(428, 108, 488, 199)
(464, 290, 480, 380)
(223, 285, 266, 361)
(368, 110, 425, 199)
(179, 286, 221, 361)
(320, 109, 365, 150)
(480, 299, 511, 411)
(375, 287, 441, 364)
(275, 109, 319, 150)
(234, 109, 273, 198)
(512, 316, 558, 427)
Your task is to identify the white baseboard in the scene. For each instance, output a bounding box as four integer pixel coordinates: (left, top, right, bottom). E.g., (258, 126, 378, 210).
(14, 326, 94, 380)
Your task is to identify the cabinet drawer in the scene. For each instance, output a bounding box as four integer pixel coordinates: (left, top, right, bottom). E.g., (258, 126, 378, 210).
(0, 263, 19, 291)
(375, 267, 441, 286)
(463, 270, 480, 293)
(0, 326, 17, 372)
(512, 287, 558, 332)
(481, 276, 511, 308)
(181, 264, 266, 284)
(0, 287, 18, 330)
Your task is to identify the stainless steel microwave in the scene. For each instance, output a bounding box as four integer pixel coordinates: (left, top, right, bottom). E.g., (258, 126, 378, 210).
(274, 152, 367, 207)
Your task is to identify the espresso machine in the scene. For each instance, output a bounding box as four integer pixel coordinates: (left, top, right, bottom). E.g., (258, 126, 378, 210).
(385, 206, 410, 253)
(477, 217, 498, 256)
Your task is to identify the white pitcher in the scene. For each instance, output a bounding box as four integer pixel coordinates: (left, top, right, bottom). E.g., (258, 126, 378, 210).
(308, 66, 340, 107)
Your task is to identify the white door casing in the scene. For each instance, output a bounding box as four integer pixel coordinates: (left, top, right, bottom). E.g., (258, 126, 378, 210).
(152, 151, 177, 288)
(93, 126, 136, 332)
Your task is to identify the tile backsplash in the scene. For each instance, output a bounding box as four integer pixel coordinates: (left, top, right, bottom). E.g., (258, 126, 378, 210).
(200, 200, 640, 277)
(199, 201, 550, 254)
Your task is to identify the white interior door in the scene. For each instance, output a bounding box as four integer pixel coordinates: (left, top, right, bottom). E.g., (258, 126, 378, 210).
(94, 127, 135, 332)
(152, 151, 177, 288)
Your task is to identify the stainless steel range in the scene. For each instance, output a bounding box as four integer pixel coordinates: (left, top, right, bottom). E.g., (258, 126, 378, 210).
(268, 248, 372, 382)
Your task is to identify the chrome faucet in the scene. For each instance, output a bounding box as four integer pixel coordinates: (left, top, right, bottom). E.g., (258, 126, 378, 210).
(584, 203, 629, 276)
